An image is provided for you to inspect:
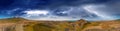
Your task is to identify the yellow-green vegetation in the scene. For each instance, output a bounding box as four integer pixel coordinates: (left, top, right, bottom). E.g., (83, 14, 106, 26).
(54, 22, 73, 31)
(0, 17, 26, 23)
(81, 22, 90, 29)
(24, 22, 38, 31)
(90, 22, 100, 26)
(5, 27, 16, 31)
(0, 18, 120, 31)
(24, 19, 88, 31)
(33, 24, 54, 31)
(24, 22, 69, 31)
(24, 23, 55, 31)
(24, 24, 34, 31)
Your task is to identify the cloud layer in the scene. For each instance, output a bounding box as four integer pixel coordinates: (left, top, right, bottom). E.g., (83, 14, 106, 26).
(0, 0, 120, 21)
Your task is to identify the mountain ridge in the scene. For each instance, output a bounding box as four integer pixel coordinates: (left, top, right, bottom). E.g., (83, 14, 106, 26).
(0, 18, 120, 31)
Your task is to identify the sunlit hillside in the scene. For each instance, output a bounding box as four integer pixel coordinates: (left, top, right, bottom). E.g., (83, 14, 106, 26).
(0, 18, 120, 31)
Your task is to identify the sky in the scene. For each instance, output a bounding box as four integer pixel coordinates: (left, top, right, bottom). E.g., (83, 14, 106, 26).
(0, 0, 120, 21)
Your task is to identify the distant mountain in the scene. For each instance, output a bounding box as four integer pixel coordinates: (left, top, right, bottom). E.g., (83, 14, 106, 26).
(116, 19, 120, 20)
(0, 17, 27, 23)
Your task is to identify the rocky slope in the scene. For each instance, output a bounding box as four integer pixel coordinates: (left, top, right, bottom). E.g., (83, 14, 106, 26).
(0, 18, 120, 31)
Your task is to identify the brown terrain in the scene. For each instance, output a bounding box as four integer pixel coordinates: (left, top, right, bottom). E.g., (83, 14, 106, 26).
(0, 17, 120, 31)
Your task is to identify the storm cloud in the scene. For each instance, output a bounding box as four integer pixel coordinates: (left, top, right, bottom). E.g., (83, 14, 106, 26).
(0, 0, 120, 21)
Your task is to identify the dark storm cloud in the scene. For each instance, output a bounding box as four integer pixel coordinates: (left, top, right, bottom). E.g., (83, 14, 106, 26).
(0, 0, 111, 15)
(0, 0, 120, 20)
(0, 0, 112, 9)
(0, 0, 14, 7)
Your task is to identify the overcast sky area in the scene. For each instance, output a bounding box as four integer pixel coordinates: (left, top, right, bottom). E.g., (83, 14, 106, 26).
(0, 0, 120, 21)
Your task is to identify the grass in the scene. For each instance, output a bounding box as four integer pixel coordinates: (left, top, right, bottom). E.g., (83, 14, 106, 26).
(24, 23, 54, 31)
(1, 18, 119, 31)
(0, 18, 25, 23)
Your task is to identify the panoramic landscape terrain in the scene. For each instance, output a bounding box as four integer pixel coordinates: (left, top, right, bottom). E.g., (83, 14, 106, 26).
(0, 0, 120, 31)
(0, 17, 120, 31)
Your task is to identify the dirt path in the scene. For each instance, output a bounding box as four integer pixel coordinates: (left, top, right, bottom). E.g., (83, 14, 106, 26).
(15, 24, 24, 31)
(0, 23, 16, 31)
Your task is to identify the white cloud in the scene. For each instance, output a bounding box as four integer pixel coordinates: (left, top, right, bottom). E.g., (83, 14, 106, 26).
(24, 15, 80, 21)
(21, 5, 116, 21)
(23, 9, 49, 16)
(82, 4, 114, 20)
(21, 9, 80, 21)
(7, 8, 20, 14)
